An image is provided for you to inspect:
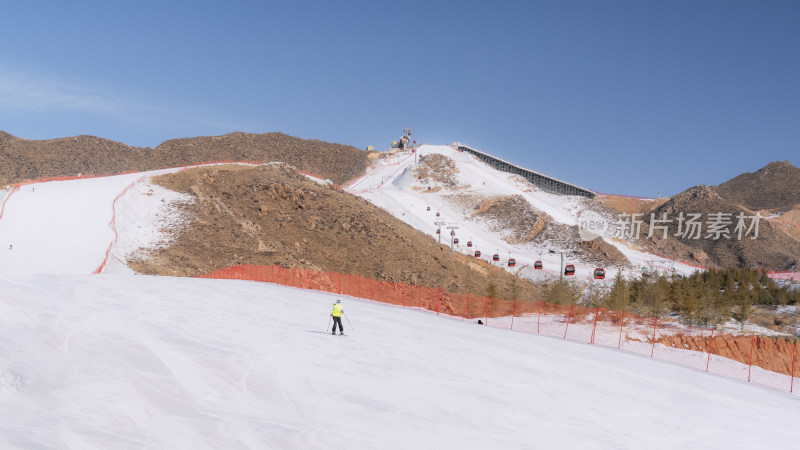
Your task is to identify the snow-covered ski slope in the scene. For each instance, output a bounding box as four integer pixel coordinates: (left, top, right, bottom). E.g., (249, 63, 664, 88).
(1, 274, 799, 449)
(1, 166, 231, 277)
(346, 144, 700, 282)
(0, 161, 797, 448)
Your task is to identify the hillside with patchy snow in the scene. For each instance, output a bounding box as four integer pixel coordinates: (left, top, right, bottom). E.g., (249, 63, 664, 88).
(0, 154, 799, 448)
(345, 145, 702, 282)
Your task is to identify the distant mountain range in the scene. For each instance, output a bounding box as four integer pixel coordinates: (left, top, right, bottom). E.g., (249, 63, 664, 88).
(713, 160, 800, 211)
(2, 131, 798, 271)
(602, 160, 800, 270)
(0, 131, 368, 188)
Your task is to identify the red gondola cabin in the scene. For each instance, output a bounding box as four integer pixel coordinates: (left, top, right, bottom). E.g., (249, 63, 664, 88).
(426, 206, 430, 211)
(534, 261, 543, 269)
(474, 250, 481, 257)
(453, 238, 459, 244)
(492, 254, 500, 262)
(467, 241, 472, 247)
(436, 212, 440, 217)
(564, 264, 576, 276)
(594, 268, 606, 279)
(508, 258, 516, 267)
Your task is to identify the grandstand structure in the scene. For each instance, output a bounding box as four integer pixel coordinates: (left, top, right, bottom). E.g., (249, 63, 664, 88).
(456, 143, 596, 198)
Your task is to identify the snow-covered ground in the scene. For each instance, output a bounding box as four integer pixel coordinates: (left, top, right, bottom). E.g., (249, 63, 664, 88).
(346, 145, 701, 282)
(1, 274, 799, 449)
(1, 160, 798, 448)
(0, 165, 244, 277)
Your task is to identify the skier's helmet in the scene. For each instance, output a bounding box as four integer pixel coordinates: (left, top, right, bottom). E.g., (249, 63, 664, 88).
(336, 299, 341, 303)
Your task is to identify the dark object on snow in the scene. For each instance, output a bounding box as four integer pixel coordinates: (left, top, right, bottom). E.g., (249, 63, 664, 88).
(478, 320, 484, 325)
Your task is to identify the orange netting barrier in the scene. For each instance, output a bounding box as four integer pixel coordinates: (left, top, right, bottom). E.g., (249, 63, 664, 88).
(199, 264, 800, 396)
(768, 271, 800, 282)
(0, 184, 21, 221)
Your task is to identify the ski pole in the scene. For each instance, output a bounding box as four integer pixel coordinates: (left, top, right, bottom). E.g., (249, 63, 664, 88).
(343, 311, 354, 331)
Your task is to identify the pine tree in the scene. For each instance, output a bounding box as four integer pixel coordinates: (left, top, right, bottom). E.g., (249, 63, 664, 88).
(602, 271, 628, 311)
(731, 287, 754, 331)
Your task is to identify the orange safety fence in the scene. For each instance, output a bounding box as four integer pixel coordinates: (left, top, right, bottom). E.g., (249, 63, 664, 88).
(0, 184, 21, 221)
(768, 271, 800, 282)
(199, 264, 800, 396)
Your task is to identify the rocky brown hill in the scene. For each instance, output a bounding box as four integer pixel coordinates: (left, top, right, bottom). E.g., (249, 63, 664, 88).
(713, 161, 800, 211)
(637, 185, 800, 270)
(0, 131, 369, 187)
(130, 163, 541, 301)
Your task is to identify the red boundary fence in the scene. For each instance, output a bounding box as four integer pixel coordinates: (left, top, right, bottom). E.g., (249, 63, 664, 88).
(0, 184, 21, 220)
(3, 161, 344, 193)
(93, 176, 146, 274)
(1, 163, 344, 273)
(200, 264, 800, 396)
(768, 271, 800, 282)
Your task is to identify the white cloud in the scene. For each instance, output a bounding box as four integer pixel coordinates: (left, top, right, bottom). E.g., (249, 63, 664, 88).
(0, 69, 124, 113)
(0, 66, 248, 137)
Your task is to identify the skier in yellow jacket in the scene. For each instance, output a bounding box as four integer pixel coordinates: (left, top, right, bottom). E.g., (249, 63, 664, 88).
(331, 299, 344, 335)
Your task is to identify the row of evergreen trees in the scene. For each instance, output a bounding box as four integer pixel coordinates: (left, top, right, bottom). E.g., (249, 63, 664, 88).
(533, 268, 799, 328)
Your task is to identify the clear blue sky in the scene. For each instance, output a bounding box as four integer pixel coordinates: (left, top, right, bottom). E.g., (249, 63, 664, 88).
(1, 0, 798, 197)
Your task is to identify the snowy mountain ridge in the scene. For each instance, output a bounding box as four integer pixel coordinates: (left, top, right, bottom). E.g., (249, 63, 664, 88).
(346, 144, 701, 282)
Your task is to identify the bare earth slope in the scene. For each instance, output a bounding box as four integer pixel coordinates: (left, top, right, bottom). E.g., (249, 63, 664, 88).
(592, 162, 800, 270)
(132, 164, 541, 301)
(640, 185, 800, 269)
(714, 160, 800, 211)
(0, 131, 369, 187)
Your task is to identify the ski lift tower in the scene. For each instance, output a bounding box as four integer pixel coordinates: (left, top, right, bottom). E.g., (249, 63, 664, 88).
(548, 240, 577, 281)
(447, 224, 460, 252)
(434, 219, 447, 244)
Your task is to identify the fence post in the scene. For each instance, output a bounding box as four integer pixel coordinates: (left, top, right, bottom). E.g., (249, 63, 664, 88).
(791, 341, 796, 394)
(485, 296, 489, 326)
(563, 304, 574, 339)
(437, 287, 441, 315)
(706, 328, 715, 373)
(590, 307, 600, 344)
(511, 297, 517, 330)
(650, 317, 658, 358)
(537, 299, 542, 333)
(617, 310, 625, 350)
(748, 333, 755, 382)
